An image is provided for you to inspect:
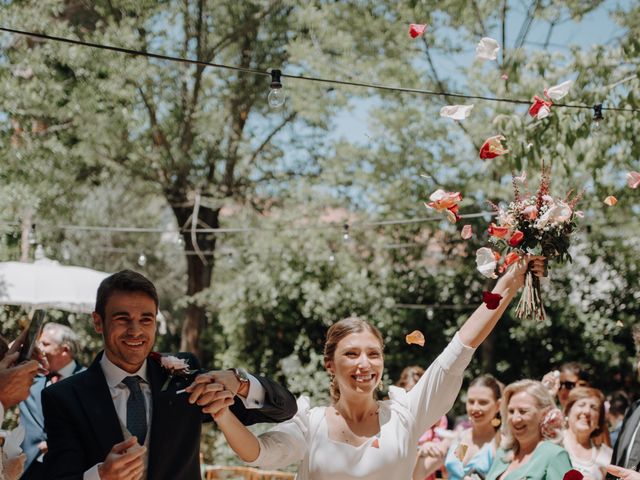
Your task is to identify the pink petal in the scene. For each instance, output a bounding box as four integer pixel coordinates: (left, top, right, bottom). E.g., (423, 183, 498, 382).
(627, 171, 640, 189)
(440, 105, 474, 121)
(461, 224, 473, 240)
(501, 73, 508, 80)
(604, 195, 618, 206)
(409, 24, 427, 38)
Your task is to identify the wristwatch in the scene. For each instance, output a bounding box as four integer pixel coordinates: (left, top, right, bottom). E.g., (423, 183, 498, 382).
(229, 367, 250, 394)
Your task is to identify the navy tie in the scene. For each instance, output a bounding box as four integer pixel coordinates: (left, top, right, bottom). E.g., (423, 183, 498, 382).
(122, 376, 147, 445)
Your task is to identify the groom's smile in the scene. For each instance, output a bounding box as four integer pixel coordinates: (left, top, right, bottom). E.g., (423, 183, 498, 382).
(92, 290, 158, 373)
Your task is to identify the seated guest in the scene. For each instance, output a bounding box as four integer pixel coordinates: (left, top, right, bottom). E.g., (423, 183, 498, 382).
(563, 387, 612, 480)
(485, 379, 573, 480)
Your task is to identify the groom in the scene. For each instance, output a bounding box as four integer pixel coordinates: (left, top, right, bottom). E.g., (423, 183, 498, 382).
(42, 269, 297, 480)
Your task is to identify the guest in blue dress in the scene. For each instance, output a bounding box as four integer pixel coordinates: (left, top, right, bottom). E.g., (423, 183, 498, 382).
(414, 374, 502, 479)
(443, 375, 503, 480)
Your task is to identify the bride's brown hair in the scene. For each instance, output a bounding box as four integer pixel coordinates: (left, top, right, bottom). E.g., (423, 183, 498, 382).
(323, 316, 384, 404)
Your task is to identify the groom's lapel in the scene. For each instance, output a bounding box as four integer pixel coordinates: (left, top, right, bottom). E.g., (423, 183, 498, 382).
(74, 352, 124, 456)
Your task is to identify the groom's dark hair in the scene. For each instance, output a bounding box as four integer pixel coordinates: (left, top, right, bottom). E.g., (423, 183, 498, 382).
(95, 269, 159, 319)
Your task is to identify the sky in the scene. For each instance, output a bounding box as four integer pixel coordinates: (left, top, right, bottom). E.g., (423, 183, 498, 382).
(332, 0, 629, 143)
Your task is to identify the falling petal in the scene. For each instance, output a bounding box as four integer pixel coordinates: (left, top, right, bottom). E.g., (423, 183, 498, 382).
(440, 105, 474, 121)
(409, 24, 427, 38)
(529, 95, 553, 118)
(479, 135, 509, 160)
(563, 469, 584, 480)
(482, 291, 503, 310)
(616, 320, 624, 327)
(475, 37, 500, 61)
(420, 174, 432, 181)
(544, 80, 573, 101)
(526, 142, 533, 150)
(406, 330, 425, 347)
(461, 224, 473, 239)
(514, 171, 526, 183)
(454, 443, 469, 461)
(501, 73, 508, 80)
(627, 171, 640, 189)
(371, 438, 380, 448)
(537, 105, 551, 119)
(604, 195, 618, 206)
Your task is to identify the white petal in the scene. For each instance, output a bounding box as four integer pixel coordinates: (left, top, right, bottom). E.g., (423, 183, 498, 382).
(544, 80, 573, 101)
(475, 37, 500, 61)
(440, 104, 474, 121)
(429, 189, 446, 201)
(537, 105, 551, 119)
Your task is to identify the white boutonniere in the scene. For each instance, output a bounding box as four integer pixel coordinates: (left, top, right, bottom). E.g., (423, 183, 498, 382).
(150, 352, 196, 391)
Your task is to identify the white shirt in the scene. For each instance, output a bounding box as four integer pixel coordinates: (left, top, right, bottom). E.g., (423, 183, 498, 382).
(251, 332, 476, 480)
(84, 355, 266, 480)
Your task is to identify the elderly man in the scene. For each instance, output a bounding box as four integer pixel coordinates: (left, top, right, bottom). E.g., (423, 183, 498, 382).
(19, 323, 84, 480)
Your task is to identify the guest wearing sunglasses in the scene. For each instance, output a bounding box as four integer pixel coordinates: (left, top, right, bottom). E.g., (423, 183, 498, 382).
(542, 362, 591, 410)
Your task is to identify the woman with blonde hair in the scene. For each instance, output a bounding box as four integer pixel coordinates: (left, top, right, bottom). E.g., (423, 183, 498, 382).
(562, 387, 612, 480)
(485, 379, 573, 480)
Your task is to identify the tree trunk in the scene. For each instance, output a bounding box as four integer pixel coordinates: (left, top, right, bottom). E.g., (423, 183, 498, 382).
(170, 200, 219, 359)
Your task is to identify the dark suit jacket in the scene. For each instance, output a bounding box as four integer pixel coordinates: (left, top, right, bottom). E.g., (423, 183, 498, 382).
(20, 362, 85, 475)
(607, 399, 640, 479)
(42, 352, 297, 480)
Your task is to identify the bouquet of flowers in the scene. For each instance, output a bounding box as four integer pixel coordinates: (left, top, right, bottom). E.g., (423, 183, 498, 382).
(476, 165, 583, 321)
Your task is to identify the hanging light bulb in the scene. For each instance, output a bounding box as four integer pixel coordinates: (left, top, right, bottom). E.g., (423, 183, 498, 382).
(268, 69, 286, 109)
(137, 253, 147, 267)
(342, 223, 350, 241)
(28, 223, 37, 245)
(591, 104, 604, 134)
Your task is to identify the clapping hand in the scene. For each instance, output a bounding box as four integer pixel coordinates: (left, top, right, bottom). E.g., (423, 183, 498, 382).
(417, 441, 447, 459)
(98, 437, 146, 480)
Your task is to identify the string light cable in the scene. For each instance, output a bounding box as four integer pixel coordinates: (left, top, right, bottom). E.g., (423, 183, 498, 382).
(0, 211, 496, 236)
(0, 26, 638, 113)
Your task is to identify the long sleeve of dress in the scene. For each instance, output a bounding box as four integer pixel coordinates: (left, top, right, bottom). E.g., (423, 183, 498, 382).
(403, 332, 476, 436)
(250, 396, 311, 470)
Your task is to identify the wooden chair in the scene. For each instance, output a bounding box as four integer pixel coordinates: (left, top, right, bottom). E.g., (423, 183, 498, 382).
(204, 465, 296, 480)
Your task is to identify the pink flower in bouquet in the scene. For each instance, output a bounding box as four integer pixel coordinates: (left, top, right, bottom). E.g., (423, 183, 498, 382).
(508, 230, 524, 247)
(479, 135, 509, 160)
(522, 205, 537, 220)
(534, 201, 572, 229)
(499, 252, 520, 273)
(476, 247, 499, 279)
(425, 189, 462, 223)
(488, 223, 510, 238)
(627, 171, 640, 189)
(409, 24, 427, 38)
